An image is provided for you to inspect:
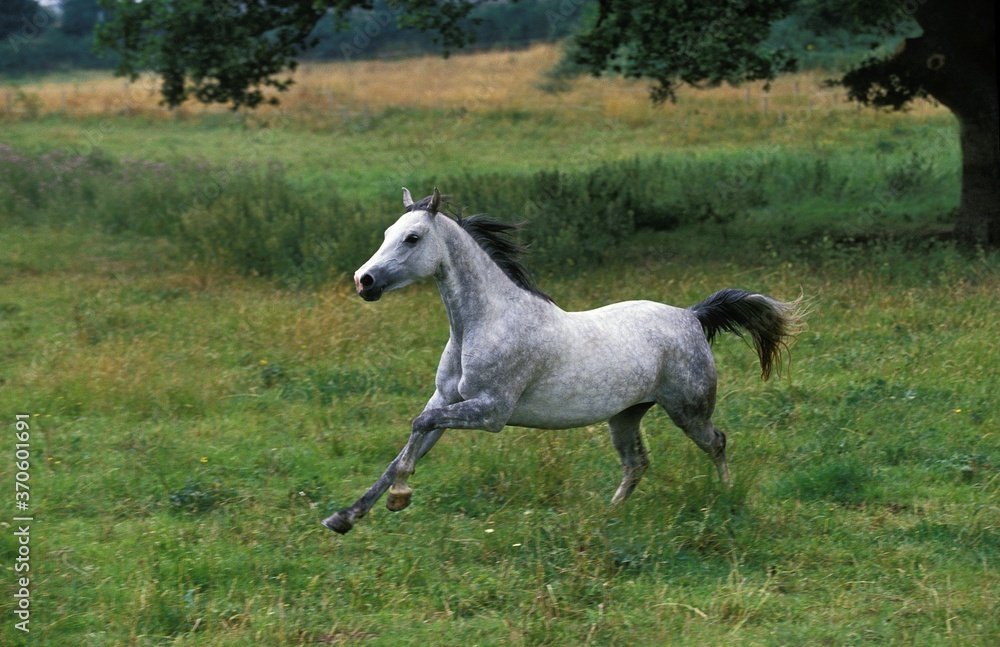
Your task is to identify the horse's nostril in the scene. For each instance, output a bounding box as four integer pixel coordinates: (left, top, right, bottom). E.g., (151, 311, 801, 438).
(359, 274, 375, 289)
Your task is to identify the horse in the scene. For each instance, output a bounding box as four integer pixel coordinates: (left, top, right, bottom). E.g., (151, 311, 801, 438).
(322, 188, 803, 534)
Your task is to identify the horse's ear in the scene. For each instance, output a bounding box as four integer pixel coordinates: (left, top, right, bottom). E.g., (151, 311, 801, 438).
(430, 187, 441, 214)
(402, 187, 413, 209)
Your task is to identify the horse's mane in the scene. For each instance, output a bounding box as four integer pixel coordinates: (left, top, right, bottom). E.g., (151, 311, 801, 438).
(406, 194, 552, 303)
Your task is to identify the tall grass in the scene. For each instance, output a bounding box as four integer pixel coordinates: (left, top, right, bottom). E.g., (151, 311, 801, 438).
(0, 45, 947, 121)
(0, 137, 960, 282)
(0, 144, 366, 283)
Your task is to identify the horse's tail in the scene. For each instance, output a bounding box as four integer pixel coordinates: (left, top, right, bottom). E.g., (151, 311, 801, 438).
(689, 288, 805, 380)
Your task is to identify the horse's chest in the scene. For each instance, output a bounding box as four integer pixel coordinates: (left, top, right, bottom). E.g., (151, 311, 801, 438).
(445, 333, 538, 400)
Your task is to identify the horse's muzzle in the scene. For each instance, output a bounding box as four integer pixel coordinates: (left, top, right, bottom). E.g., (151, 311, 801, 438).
(356, 272, 383, 301)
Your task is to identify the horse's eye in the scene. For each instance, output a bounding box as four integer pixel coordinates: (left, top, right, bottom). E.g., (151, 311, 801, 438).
(404, 234, 420, 244)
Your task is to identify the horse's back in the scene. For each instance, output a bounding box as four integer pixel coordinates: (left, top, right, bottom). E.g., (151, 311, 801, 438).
(567, 299, 713, 385)
(567, 299, 696, 333)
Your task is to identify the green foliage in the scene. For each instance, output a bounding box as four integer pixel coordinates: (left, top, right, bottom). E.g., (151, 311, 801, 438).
(762, 12, 898, 71)
(0, 1, 111, 76)
(574, 0, 797, 102)
(2, 0, 594, 78)
(94, 0, 486, 108)
(176, 165, 353, 281)
(95, 0, 327, 108)
(571, 0, 962, 108)
(90, 0, 595, 108)
(61, 0, 103, 38)
(885, 150, 936, 196)
(439, 153, 808, 268)
(0, 0, 44, 40)
(440, 163, 647, 268)
(0, 133, 964, 281)
(0, 143, 368, 284)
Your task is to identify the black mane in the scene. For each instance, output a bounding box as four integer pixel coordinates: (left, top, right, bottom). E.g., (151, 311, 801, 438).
(407, 194, 552, 302)
(456, 215, 552, 302)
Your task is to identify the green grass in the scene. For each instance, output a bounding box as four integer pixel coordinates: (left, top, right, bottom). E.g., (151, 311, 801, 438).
(1, 90, 997, 645)
(1, 101, 958, 201)
(0, 108, 963, 282)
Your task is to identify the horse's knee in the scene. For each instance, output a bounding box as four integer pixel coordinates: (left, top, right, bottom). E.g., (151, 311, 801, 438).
(630, 452, 650, 471)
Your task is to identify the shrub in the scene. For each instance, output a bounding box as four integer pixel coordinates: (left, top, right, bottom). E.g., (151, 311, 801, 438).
(437, 158, 678, 269)
(0, 144, 370, 284)
(2, 142, 954, 283)
(177, 168, 339, 279)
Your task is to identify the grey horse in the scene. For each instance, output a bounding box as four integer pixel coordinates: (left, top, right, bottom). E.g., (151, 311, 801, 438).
(323, 188, 802, 534)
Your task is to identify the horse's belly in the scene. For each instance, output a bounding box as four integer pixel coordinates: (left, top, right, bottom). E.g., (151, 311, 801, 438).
(507, 397, 649, 429)
(506, 365, 659, 429)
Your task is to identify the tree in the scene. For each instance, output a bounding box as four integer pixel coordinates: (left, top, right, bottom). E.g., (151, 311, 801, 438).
(62, 0, 103, 37)
(573, 0, 997, 247)
(95, 0, 479, 109)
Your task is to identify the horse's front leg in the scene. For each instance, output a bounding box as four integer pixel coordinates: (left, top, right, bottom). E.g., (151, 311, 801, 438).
(322, 391, 453, 534)
(384, 428, 430, 513)
(321, 429, 443, 534)
(388, 395, 513, 509)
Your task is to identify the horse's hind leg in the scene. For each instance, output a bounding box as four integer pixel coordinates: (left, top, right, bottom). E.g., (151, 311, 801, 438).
(699, 421, 731, 487)
(670, 413, 732, 487)
(608, 403, 654, 504)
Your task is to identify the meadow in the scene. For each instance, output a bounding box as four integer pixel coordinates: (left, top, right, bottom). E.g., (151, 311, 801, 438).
(0, 45, 997, 645)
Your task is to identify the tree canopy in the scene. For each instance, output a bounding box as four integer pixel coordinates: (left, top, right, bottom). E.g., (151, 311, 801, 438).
(95, 0, 481, 109)
(61, 0, 103, 37)
(574, 0, 797, 103)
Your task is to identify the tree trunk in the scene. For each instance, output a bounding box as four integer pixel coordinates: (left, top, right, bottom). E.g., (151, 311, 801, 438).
(953, 108, 1000, 245)
(912, 0, 998, 246)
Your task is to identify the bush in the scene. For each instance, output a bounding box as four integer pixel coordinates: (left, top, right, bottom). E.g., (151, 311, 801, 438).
(2, 142, 953, 283)
(443, 166, 639, 268)
(0, 144, 371, 284)
(177, 167, 351, 282)
(431, 153, 801, 269)
(0, 143, 190, 233)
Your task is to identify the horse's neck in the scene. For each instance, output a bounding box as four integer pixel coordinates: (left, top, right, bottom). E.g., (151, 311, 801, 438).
(434, 221, 532, 341)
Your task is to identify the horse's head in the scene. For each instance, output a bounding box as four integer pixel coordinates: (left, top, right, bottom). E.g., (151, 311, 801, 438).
(354, 187, 447, 301)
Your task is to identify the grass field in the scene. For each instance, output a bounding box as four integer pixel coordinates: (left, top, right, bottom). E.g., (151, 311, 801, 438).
(1, 46, 998, 645)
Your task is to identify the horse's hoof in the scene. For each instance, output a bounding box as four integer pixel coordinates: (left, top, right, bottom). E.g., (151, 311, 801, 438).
(322, 510, 354, 534)
(386, 486, 412, 512)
